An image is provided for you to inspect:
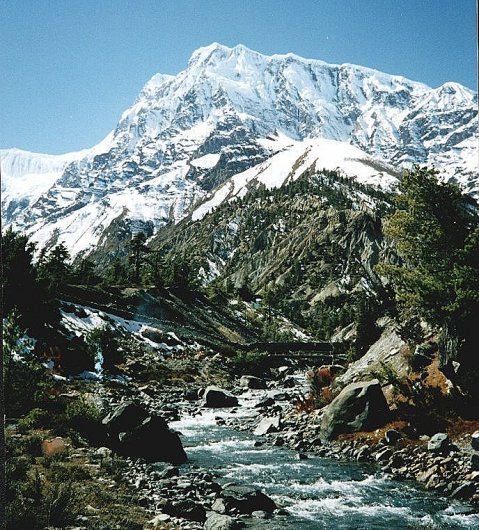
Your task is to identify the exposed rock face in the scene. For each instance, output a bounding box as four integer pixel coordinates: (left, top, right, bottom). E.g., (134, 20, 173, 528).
(320, 379, 390, 441)
(334, 321, 409, 390)
(203, 386, 239, 408)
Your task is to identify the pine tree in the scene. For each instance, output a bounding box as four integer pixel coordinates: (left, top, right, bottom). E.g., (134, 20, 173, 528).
(378, 166, 479, 370)
(129, 232, 149, 284)
(38, 242, 72, 292)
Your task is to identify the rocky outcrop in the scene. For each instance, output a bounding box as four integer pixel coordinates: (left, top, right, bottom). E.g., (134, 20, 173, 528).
(320, 379, 390, 441)
(333, 321, 409, 390)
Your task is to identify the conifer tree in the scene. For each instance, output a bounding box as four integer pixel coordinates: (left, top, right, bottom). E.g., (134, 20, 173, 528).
(378, 166, 479, 370)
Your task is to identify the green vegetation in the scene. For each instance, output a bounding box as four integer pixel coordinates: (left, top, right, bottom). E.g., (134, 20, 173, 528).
(229, 350, 269, 376)
(84, 325, 125, 372)
(378, 167, 479, 375)
(3, 311, 51, 417)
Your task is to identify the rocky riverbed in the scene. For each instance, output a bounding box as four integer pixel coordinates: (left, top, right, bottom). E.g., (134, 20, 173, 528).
(84, 363, 479, 529)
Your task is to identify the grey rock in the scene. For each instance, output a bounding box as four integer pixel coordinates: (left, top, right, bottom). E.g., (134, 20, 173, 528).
(470, 453, 479, 471)
(204, 512, 242, 530)
(220, 484, 277, 514)
(163, 499, 206, 522)
(319, 379, 390, 441)
(471, 431, 479, 451)
(204, 386, 239, 408)
(254, 416, 281, 436)
(102, 401, 148, 435)
(254, 397, 275, 408)
(239, 375, 266, 389)
(117, 415, 187, 464)
(427, 433, 449, 453)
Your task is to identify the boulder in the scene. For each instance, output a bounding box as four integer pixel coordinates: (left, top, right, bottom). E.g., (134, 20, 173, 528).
(42, 437, 66, 457)
(471, 431, 479, 451)
(255, 397, 275, 408)
(254, 416, 281, 436)
(117, 415, 187, 464)
(203, 386, 238, 408)
(384, 429, 402, 445)
(320, 379, 389, 441)
(427, 433, 449, 453)
(163, 500, 206, 522)
(450, 481, 476, 500)
(220, 484, 276, 514)
(204, 512, 241, 530)
(102, 401, 148, 435)
(239, 375, 266, 389)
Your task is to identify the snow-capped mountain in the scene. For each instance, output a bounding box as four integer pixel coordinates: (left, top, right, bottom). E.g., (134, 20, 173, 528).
(1, 43, 477, 258)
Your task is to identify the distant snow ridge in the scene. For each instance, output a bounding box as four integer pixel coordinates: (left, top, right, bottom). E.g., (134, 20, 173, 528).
(1, 43, 477, 258)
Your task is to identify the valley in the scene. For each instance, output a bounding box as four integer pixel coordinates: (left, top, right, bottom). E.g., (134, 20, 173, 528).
(3, 42, 478, 530)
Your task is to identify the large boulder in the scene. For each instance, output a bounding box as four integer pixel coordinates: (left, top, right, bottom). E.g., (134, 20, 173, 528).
(163, 500, 206, 522)
(239, 375, 266, 390)
(117, 415, 187, 464)
(218, 484, 276, 515)
(102, 402, 187, 464)
(427, 433, 449, 453)
(102, 401, 148, 435)
(203, 386, 238, 408)
(320, 379, 390, 441)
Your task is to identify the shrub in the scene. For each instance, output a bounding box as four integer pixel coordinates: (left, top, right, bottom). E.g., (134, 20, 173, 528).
(17, 408, 51, 432)
(229, 350, 269, 376)
(84, 325, 125, 372)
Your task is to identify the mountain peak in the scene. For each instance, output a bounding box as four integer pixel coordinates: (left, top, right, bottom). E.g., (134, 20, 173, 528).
(2, 43, 477, 260)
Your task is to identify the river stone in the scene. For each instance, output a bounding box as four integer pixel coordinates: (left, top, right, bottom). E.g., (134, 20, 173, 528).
(117, 415, 187, 464)
(239, 375, 267, 389)
(203, 386, 238, 408)
(164, 500, 206, 522)
(471, 453, 479, 471)
(471, 431, 479, 451)
(255, 397, 275, 408)
(220, 484, 277, 514)
(204, 512, 241, 530)
(319, 379, 390, 441)
(254, 416, 281, 436)
(427, 433, 449, 453)
(384, 429, 402, 445)
(102, 401, 148, 435)
(450, 481, 476, 500)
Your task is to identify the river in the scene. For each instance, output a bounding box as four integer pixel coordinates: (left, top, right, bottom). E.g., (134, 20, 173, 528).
(171, 388, 479, 530)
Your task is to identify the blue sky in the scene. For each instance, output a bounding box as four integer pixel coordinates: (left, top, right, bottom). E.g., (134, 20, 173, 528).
(2, 0, 477, 154)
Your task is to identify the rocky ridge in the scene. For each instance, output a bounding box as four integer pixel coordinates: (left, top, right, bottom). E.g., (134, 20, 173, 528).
(2, 43, 477, 260)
